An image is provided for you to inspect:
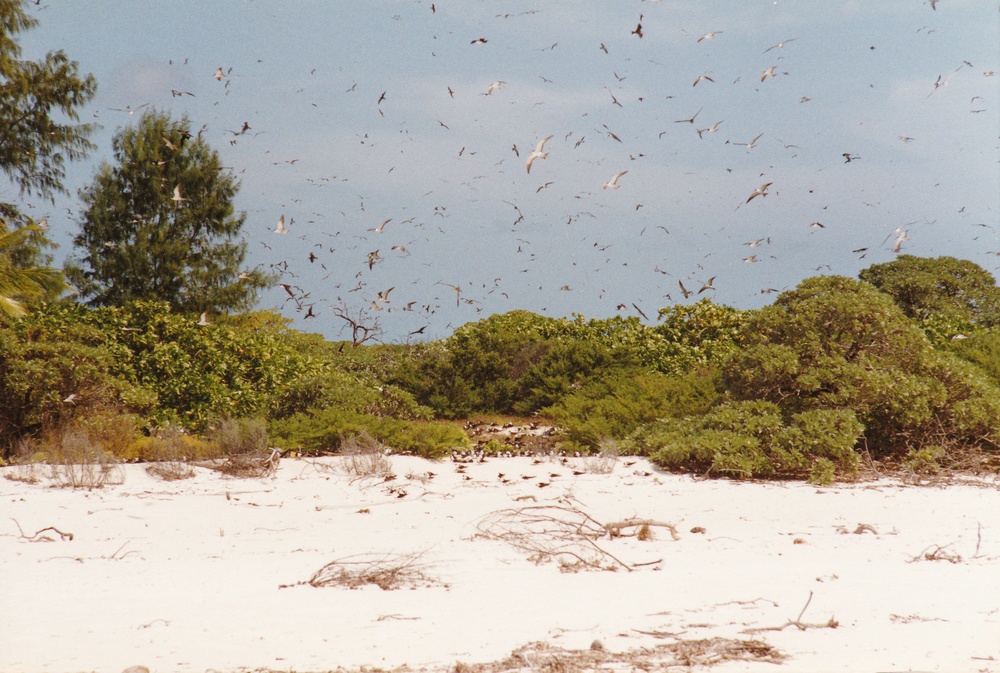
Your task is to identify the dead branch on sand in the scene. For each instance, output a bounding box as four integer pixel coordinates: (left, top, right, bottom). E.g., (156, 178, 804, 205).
(476, 505, 674, 572)
(11, 518, 73, 541)
(605, 517, 680, 541)
(742, 591, 839, 634)
(281, 551, 440, 591)
(210, 447, 281, 478)
(469, 637, 784, 671)
(145, 461, 195, 481)
(909, 543, 963, 564)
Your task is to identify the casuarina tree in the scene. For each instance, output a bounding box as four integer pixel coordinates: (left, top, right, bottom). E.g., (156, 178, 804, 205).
(0, 0, 96, 312)
(67, 109, 272, 314)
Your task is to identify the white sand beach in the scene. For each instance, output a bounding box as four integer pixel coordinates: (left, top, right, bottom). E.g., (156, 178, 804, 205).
(2, 454, 998, 673)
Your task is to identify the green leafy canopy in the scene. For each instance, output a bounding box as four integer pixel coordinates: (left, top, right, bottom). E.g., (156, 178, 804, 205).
(67, 109, 273, 314)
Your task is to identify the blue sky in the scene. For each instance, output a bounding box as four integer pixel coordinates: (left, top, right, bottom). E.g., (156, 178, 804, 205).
(12, 1, 999, 342)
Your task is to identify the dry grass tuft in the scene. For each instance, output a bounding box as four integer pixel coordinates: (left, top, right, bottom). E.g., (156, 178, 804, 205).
(45, 425, 125, 489)
(207, 418, 279, 478)
(305, 551, 438, 590)
(144, 427, 195, 481)
(909, 543, 963, 564)
(583, 438, 619, 474)
(462, 637, 784, 672)
(339, 431, 393, 478)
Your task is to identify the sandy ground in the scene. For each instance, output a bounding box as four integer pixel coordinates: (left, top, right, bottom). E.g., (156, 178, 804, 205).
(2, 453, 999, 673)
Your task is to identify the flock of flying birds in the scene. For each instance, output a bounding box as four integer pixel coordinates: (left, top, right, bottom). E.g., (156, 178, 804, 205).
(48, 3, 996, 341)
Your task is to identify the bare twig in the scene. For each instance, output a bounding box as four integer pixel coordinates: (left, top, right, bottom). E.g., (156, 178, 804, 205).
(909, 543, 962, 564)
(796, 590, 813, 624)
(604, 518, 680, 541)
(476, 505, 670, 571)
(293, 551, 439, 590)
(742, 591, 839, 634)
(12, 518, 73, 541)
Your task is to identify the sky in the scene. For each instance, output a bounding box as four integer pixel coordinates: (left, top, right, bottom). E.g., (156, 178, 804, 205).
(10, 1, 1000, 342)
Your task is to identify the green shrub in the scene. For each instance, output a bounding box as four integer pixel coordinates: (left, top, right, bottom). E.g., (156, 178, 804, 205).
(546, 367, 722, 452)
(209, 417, 269, 455)
(637, 401, 864, 480)
(722, 275, 1000, 458)
(269, 407, 469, 459)
(860, 255, 1000, 327)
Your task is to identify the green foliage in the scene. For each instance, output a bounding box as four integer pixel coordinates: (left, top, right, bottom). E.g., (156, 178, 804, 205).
(391, 311, 552, 418)
(513, 338, 622, 414)
(392, 305, 746, 420)
(0, 0, 97, 202)
(272, 333, 432, 422)
(85, 302, 308, 427)
(860, 255, 1000, 328)
(635, 401, 864, 480)
(546, 367, 722, 452)
(0, 223, 66, 315)
(722, 275, 1000, 458)
(945, 328, 1000, 385)
(654, 298, 750, 369)
(0, 1, 92, 315)
(269, 407, 469, 459)
(0, 306, 156, 458)
(67, 110, 271, 313)
(0, 301, 308, 458)
(208, 417, 269, 456)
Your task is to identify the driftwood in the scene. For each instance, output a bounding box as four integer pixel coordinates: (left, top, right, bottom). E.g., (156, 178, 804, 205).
(604, 517, 680, 541)
(741, 591, 839, 634)
(12, 518, 73, 541)
(476, 504, 676, 572)
(281, 551, 439, 591)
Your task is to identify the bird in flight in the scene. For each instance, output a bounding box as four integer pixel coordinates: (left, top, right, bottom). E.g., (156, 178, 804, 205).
(761, 66, 777, 82)
(692, 74, 715, 87)
(697, 121, 723, 138)
(674, 107, 703, 124)
(197, 312, 211, 326)
(731, 132, 764, 149)
(698, 277, 717, 294)
(485, 80, 504, 95)
(371, 218, 391, 233)
(678, 280, 693, 299)
(602, 170, 628, 190)
(526, 135, 553, 173)
(274, 215, 288, 234)
(697, 31, 722, 42)
(763, 38, 796, 53)
(171, 185, 186, 202)
(746, 182, 773, 203)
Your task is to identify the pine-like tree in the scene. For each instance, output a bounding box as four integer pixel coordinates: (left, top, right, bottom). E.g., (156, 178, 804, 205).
(67, 110, 272, 313)
(0, 0, 96, 313)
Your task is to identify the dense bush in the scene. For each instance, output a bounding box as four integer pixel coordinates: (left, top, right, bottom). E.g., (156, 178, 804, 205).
(632, 401, 864, 482)
(945, 328, 1000, 385)
(860, 255, 1000, 328)
(721, 275, 1000, 461)
(0, 307, 156, 458)
(392, 304, 746, 419)
(545, 367, 722, 452)
(0, 300, 307, 458)
(269, 406, 469, 459)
